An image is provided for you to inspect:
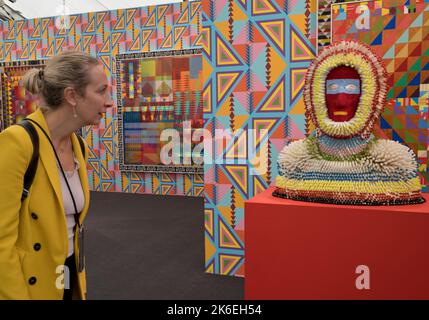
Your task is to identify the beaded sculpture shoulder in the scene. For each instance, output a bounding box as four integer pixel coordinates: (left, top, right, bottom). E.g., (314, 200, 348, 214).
(273, 40, 425, 205)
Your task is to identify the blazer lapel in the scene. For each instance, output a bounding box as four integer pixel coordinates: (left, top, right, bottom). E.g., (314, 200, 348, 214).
(27, 109, 64, 212)
(71, 133, 89, 224)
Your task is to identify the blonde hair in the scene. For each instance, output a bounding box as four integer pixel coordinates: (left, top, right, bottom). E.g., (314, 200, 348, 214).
(22, 51, 100, 109)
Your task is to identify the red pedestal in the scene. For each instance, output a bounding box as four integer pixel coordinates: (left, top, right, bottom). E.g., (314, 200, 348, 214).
(245, 187, 429, 299)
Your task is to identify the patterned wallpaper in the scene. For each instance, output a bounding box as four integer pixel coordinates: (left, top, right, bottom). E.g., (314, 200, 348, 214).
(0, 1, 205, 196)
(201, 0, 317, 276)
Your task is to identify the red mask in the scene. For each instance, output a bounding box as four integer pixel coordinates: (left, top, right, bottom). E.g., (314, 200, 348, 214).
(325, 66, 361, 122)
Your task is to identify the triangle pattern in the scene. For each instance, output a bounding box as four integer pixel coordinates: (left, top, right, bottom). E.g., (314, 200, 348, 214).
(142, 29, 154, 47)
(126, 9, 137, 26)
(174, 26, 187, 43)
(253, 118, 278, 149)
(216, 71, 242, 104)
(31, 23, 41, 38)
(218, 217, 243, 249)
(257, 19, 285, 56)
(259, 77, 285, 112)
(205, 209, 214, 239)
(100, 37, 111, 53)
(160, 32, 173, 49)
(114, 14, 125, 30)
(129, 33, 141, 51)
(196, 26, 211, 59)
(219, 254, 242, 275)
(157, 5, 169, 22)
(83, 35, 93, 51)
(191, 1, 201, 18)
(252, 0, 279, 15)
(216, 33, 242, 67)
(225, 129, 247, 159)
(145, 10, 157, 27)
(85, 17, 96, 33)
(224, 165, 248, 196)
(290, 26, 314, 62)
(177, 7, 190, 24)
(100, 55, 111, 72)
(290, 68, 307, 104)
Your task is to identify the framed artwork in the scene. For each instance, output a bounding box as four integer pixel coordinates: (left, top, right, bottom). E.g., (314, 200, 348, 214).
(0, 60, 46, 131)
(318, 0, 429, 191)
(116, 49, 204, 173)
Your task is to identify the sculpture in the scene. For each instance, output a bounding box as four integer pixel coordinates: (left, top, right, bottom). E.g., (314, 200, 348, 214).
(273, 40, 425, 205)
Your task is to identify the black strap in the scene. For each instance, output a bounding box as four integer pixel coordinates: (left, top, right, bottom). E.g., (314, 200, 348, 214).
(18, 119, 86, 202)
(17, 120, 39, 201)
(76, 134, 86, 159)
(24, 118, 82, 228)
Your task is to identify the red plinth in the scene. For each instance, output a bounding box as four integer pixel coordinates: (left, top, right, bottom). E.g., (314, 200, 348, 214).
(245, 187, 429, 300)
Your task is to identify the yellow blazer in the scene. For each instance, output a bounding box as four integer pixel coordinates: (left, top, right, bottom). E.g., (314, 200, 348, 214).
(0, 109, 90, 300)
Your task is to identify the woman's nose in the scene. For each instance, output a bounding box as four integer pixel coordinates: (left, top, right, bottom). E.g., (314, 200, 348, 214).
(105, 96, 114, 108)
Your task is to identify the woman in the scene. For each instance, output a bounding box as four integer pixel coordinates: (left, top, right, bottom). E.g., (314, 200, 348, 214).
(0, 51, 113, 299)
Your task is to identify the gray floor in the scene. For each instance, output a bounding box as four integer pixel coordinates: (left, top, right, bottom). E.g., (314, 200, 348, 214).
(84, 191, 244, 300)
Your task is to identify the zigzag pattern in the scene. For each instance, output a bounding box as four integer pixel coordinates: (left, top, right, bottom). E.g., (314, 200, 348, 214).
(203, 0, 316, 277)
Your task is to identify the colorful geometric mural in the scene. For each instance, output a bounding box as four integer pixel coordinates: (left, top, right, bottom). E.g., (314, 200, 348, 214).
(0, 1, 204, 196)
(0, 61, 45, 130)
(116, 49, 204, 173)
(202, 0, 316, 276)
(329, 0, 429, 191)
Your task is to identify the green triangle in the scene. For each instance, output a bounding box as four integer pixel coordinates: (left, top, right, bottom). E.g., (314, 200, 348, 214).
(273, 97, 280, 106)
(393, 118, 404, 129)
(383, 108, 392, 116)
(405, 131, 417, 143)
(363, 33, 371, 44)
(223, 259, 231, 268)
(223, 235, 230, 243)
(374, 19, 384, 33)
(410, 57, 422, 71)
(396, 74, 408, 86)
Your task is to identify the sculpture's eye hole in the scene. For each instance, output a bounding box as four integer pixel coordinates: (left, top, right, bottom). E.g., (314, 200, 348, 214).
(328, 83, 339, 91)
(345, 83, 358, 92)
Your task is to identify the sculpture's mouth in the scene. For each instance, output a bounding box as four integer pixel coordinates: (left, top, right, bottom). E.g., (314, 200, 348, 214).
(333, 111, 348, 116)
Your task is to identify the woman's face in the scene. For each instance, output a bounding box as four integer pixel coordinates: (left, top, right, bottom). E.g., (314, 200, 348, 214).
(325, 65, 361, 122)
(76, 64, 114, 126)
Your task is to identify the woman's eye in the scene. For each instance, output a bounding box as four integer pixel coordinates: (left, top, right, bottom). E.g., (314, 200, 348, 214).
(345, 84, 357, 91)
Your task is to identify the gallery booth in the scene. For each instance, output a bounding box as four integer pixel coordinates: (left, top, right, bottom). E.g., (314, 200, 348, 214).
(0, 0, 428, 300)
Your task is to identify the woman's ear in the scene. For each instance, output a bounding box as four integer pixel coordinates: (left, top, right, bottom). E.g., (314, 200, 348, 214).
(63, 87, 78, 106)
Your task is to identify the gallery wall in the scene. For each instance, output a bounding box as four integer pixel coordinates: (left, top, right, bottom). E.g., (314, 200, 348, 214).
(201, 0, 317, 277)
(0, 1, 204, 196)
(0, 0, 427, 279)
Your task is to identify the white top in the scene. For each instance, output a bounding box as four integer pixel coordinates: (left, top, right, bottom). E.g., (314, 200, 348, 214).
(58, 155, 85, 258)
